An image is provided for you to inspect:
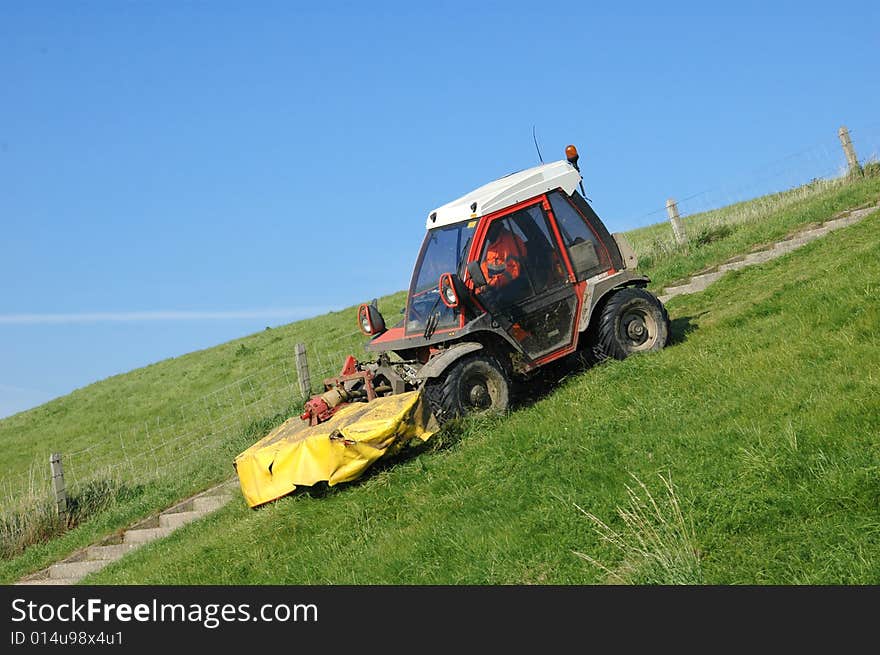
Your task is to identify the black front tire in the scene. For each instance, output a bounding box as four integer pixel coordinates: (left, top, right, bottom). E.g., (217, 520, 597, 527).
(424, 355, 510, 424)
(592, 288, 670, 361)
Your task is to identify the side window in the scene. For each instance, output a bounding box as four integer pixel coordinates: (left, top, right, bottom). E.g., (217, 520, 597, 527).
(478, 204, 567, 306)
(549, 191, 610, 279)
(508, 205, 567, 293)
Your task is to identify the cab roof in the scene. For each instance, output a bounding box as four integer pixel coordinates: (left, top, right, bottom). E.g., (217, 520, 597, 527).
(426, 159, 582, 229)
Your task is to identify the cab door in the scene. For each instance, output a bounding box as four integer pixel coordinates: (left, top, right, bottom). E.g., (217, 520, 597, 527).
(473, 198, 579, 362)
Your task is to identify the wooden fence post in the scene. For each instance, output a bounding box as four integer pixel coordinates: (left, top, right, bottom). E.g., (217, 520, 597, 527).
(295, 343, 311, 399)
(838, 126, 862, 176)
(666, 198, 688, 245)
(49, 453, 67, 517)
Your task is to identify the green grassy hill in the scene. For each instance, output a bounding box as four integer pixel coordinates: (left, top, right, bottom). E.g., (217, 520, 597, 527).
(1, 171, 879, 583)
(87, 208, 880, 584)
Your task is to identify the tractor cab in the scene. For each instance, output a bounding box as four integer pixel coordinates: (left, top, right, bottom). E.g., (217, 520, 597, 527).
(360, 146, 638, 368)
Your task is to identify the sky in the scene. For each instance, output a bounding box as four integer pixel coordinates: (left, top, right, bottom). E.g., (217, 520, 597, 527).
(1, 0, 878, 418)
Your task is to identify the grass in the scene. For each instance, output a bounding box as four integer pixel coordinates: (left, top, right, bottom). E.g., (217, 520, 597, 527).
(625, 172, 880, 291)
(0, 293, 407, 577)
(78, 209, 880, 584)
(0, 171, 878, 583)
(0, 404, 298, 582)
(574, 472, 702, 585)
(0, 478, 133, 560)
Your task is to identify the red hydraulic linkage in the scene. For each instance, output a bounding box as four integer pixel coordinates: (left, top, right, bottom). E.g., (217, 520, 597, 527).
(300, 356, 378, 426)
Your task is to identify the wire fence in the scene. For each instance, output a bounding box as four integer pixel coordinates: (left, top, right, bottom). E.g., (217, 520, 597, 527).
(2, 122, 879, 550)
(620, 122, 880, 259)
(627, 123, 880, 226)
(0, 328, 370, 546)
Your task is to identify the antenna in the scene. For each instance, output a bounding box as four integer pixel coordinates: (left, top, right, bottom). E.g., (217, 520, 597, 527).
(532, 125, 544, 163)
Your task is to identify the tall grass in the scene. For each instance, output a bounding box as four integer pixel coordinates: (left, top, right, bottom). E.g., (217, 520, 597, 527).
(574, 472, 702, 585)
(0, 478, 136, 560)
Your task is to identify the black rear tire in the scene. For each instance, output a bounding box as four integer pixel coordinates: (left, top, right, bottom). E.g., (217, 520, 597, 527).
(591, 288, 670, 361)
(424, 354, 510, 424)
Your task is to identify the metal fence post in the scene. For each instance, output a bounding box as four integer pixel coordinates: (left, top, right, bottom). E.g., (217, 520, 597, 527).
(838, 126, 862, 176)
(50, 453, 67, 517)
(666, 198, 688, 245)
(295, 343, 311, 399)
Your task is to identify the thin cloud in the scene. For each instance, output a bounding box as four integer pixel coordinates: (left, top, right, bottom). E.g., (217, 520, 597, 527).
(0, 308, 332, 325)
(0, 383, 54, 395)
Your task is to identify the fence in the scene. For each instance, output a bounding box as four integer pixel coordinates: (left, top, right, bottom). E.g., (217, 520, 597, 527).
(622, 123, 880, 253)
(0, 328, 371, 551)
(2, 121, 879, 553)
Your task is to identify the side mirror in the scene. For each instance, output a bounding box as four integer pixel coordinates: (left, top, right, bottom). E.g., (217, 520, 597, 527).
(466, 261, 487, 289)
(439, 273, 462, 308)
(357, 303, 387, 336)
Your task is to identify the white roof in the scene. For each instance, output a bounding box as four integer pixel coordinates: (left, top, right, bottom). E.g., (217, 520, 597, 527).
(426, 159, 581, 229)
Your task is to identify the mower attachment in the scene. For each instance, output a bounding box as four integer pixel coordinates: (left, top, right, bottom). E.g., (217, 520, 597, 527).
(234, 390, 438, 507)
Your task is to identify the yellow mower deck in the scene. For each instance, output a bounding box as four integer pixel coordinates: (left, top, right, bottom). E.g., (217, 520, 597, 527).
(234, 390, 439, 507)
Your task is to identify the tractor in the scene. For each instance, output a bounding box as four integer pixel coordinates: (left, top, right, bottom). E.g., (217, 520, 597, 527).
(235, 145, 671, 507)
(318, 144, 669, 424)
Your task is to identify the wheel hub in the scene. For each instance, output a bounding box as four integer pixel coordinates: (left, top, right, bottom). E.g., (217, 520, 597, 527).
(468, 382, 490, 408)
(627, 320, 646, 339)
(621, 311, 651, 347)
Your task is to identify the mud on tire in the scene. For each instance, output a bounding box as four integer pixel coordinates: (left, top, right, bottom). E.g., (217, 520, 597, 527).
(423, 354, 510, 424)
(591, 287, 670, 362)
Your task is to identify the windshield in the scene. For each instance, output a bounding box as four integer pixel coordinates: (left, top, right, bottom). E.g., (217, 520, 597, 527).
(406, 221, 476, 335)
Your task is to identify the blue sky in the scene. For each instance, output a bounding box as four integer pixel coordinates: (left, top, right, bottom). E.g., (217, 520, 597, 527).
(1, 1, 878, 417)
